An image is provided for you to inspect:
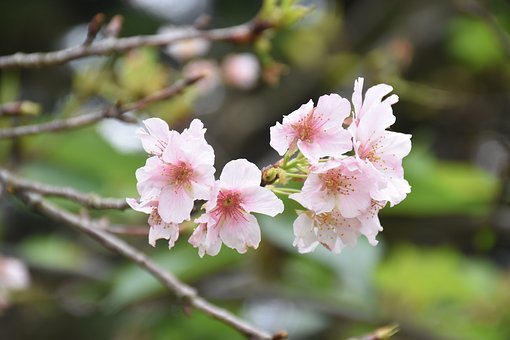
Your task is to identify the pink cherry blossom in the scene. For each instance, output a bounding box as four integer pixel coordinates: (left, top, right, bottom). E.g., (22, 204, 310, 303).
(293, 202, 384, 254)
(290, 157, 382, 218)
(349, 78, 411, 206)
(132, 119, 215, 224)
(189, 159, 284, 256)
(222, 53, 260, 90)
(127, 198, 179, 249)
(270, 94, 353, 163)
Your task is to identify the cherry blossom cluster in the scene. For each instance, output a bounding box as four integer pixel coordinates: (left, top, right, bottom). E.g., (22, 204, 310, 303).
(127, 119, 283, 256)
(270, 78, 411, 253)
(128, 77, 411, 256)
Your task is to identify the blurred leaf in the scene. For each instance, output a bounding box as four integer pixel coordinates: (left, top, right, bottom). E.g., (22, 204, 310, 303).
(20, 234, 87, 271)
(377, 245, 510, 339)
(0, 71, 20, 103)
(259, 209, 382, 311)
(22, 127, 144, 197)
(116, 48, 170, 101)
(105, 242, 243, 309)
(448, 17, 505, 71)
(387, 143, 498, 216)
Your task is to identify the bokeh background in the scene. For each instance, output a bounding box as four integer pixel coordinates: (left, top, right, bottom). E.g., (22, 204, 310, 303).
(1, 0, 509, 339)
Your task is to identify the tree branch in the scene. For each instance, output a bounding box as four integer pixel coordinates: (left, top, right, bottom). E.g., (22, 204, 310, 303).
(0, 182, 276, 340)
(0, 168, 128, 210)
(0, 75, 201, 139)
(0, 21, 269, 69)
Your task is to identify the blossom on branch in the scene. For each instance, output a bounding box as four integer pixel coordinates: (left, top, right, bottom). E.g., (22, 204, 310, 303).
(349, 77, 411, 206)
(269, 94, 352, 163)
(128, 118, 215, 247)
(189, 159, 284, 256)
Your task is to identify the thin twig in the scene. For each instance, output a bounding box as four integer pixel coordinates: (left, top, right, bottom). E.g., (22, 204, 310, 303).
(0, 168, 128, 210)
(0, 21, 269, 69)
(6, 187, 274, 340)
(0, 76, 201, 139)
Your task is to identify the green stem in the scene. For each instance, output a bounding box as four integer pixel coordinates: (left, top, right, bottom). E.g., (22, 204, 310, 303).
(271, 187, 301, 195)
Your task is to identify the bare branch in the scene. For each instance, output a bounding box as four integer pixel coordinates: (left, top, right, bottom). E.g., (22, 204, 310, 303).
(0, 168, 128, 210)
(3, 186, 275, 340)
(0, 21, 269, 69)
(0, 75, 201, 139)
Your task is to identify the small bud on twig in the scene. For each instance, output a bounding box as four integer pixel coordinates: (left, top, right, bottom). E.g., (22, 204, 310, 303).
(84, 13, 105, 46)
(104, 15, 124, 38)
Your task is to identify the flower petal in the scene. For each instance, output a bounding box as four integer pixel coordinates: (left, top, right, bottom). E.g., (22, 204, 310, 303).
(293, 212, 319, 253)
(158, 186, 194, 223)
(219, 159, 261, 189)
(137, 118, 170, 155)
(315, 93, 351, 121)
(240, 186, 284, 217)
(219, 213, 261, 253)
(148, 213, 179, 249)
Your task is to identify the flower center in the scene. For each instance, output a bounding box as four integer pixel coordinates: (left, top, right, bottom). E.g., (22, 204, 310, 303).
(293, 110, 317, 142)
(319, 169, 355, 196)
(168, 161, 193, 187)
(211, 189, 245, 221)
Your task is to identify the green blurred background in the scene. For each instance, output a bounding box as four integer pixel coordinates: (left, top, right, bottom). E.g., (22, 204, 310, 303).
(1, 0, 510, 339)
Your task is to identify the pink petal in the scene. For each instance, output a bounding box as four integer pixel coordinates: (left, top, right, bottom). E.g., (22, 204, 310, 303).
(183, 119, 206, 140)
(290, 173, 335, 213)
(315, 93, 351, 122)
(357, 211, 382, 246)
(352, 77, 364, 116)
(293, 213, 319, 253)
(361, 83, 394, 117)
(281, 100, 314, 126)
(158, 186, 194, 223)
(137, 118, 170, 155)
(219, 159, 262, 189)
(148, 214, 179, 249)
(269, 122, 295, 156)
(189, 221, 222, 257)
(183, 137, 215, 166)
(240, 186, 284, 217)
(126, 197, 155, 214)
(219, 213, 261, 253)
(337, 188, 372, 218)
(297, 127, 352, 163)
(161, 131, 183, 164)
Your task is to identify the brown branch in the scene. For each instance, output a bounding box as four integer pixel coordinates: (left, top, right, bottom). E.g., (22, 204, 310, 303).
(0, 76, 201, 139)
(0, 20, 269, 69)
(0, 168, 128, 210)
(3, 186, 275, 340)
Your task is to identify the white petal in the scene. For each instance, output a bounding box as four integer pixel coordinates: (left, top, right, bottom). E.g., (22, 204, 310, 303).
(219, 159, 261, 189)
